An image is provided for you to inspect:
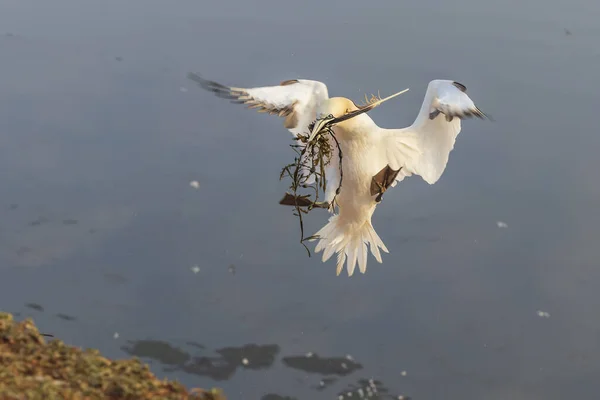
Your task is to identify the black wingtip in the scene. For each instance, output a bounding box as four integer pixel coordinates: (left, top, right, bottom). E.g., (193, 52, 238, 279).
(187, 72, 242, 101)
(452, 81, 467, 92)
(448, 107, 494, 122)
(187, 72, 224, 91)
(476, 107, 494, 122)
(187, 72, 207, 87)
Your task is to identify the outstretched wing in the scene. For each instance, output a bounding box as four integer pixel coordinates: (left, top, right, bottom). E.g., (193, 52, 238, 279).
(427, 81, 488, 122)
(381, 80, 489, 186)
(188, 73, 329, 137)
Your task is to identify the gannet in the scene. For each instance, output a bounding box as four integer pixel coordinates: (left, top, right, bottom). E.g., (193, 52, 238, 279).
(190, 74, 488, 276)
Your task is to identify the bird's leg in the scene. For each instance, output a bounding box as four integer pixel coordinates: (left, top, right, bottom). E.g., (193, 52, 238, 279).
(429, 110, 441, 120)
(370, 165, 402, 203)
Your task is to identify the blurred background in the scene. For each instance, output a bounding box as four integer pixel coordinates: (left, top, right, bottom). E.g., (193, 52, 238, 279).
(1, 0, 599, 398)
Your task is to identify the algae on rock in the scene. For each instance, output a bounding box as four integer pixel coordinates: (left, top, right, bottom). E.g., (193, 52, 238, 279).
(0, 312, 226, 400)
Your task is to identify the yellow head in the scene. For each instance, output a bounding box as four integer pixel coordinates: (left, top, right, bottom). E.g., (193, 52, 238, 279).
(308, 88, 410, 142)
(317, 97, 363, 130)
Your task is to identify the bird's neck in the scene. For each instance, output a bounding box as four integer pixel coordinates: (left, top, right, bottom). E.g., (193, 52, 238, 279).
(333, 115, 379, 143)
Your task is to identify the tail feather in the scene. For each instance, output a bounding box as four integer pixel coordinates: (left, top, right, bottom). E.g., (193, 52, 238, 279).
(311, 215, 388, 276)
(358, 240, 368, 274)
(336, 251, 346, 275)
(367, 226, 389, 256)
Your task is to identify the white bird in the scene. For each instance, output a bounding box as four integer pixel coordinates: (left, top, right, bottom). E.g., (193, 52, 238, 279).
(190, 74, 488, 276)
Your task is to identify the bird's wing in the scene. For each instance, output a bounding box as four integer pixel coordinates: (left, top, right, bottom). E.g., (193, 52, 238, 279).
(188, 73, 329, 137)
(381, 80, 488, 185)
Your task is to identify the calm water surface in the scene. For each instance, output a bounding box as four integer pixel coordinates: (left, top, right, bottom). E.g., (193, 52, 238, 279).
(1, 0, 600, 399)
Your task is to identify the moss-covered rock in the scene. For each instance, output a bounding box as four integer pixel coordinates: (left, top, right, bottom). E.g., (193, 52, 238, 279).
(0, 312, 226, 400)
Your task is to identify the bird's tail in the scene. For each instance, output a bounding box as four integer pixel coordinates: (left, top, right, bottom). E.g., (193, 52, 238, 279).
(311, 214, 388, 276)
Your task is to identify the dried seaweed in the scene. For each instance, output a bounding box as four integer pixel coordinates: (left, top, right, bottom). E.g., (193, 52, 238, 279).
(356, 92, 385, 108)
(279, 114, 343, 257)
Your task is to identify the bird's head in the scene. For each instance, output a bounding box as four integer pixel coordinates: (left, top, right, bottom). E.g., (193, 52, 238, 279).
(318, 97, 363, 129)
(308, 89, 409, 142)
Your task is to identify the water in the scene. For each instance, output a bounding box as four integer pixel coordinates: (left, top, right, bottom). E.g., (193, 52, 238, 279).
(1, 0, 600, 398)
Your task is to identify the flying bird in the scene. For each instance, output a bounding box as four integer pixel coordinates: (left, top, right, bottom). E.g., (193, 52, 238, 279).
(190, 73, 488, 276)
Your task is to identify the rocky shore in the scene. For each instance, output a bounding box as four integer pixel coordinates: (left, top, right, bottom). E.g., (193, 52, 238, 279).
(0, 312, 226, 400)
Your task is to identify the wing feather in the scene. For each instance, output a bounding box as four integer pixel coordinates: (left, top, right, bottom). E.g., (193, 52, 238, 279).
(189, 73, 332, 184)
(430, 81, 489, 121)
(188, 73, 329, 136)
(380, 80, 488, 185)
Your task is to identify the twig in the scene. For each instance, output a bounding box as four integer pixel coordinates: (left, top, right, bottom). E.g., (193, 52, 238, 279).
(279, 114, 344, 256)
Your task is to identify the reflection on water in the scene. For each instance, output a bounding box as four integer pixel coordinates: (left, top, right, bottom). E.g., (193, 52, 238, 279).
(282, 353, 362, 376)
(124, 340, 191, 366)
(25, 303, 44, 312)
(55, 313, 77, 322)
(261, 395, 297, 400)
(120, 335, 407, 398)
(123, 340, 280, 381)
(337, 379, 399, 400)
(21, 303, 76, 323)
(314, 376, 337, 391)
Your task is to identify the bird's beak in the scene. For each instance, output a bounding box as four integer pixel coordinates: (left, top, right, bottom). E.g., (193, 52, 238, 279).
(307, 117, 334, 142)
(307, 88, 410, 142)
(337, 88, 410, 124)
